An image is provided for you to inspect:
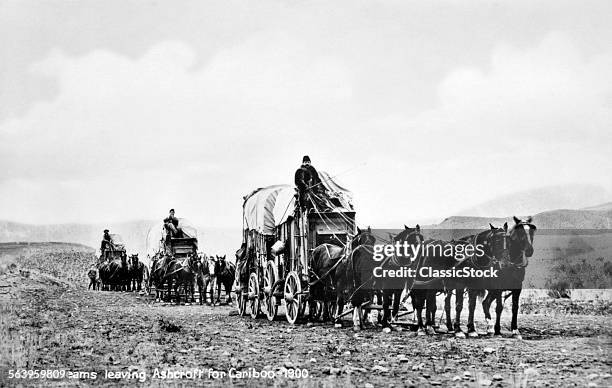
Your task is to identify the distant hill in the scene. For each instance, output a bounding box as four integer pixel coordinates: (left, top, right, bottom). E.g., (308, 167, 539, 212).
(582, 202, 612, 211)
(0, 220, 240, 258)
(2, 192, 611, 256)
(430, 209, 612, 230)
(456, 184, 611, 218)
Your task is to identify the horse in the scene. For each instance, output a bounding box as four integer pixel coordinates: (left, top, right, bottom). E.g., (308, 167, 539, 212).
(481, 216, 536, 339)
(99, 254, 129, 291)
(149, 253, 174, 301)
(381, 225, 424, 329)
(166, 254, 202, 305)
(213, 255, 235, 305)
(333, 227, 377, 331)
(443, 225, 508, 338)
(129, 254, 145, 292)
(195, 254, 216, 305)
(309, 241, 346, 322)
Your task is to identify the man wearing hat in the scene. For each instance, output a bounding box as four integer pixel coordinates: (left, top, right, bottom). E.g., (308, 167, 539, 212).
(163, 209, 182, 246)
(100, 229, 114, 255)
(294, 155, 323, 210)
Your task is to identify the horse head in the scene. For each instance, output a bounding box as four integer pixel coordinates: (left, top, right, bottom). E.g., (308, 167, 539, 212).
(188, 253, 200, 271)
(392, 224, 424, 262)
(130, 253, 139, 267)
(352, 226, 376, 249)
(483, 223, 510, 264)
(396, 224, 424, 245)
(506, 216, 537, 266)
(215, 255, 227, 275)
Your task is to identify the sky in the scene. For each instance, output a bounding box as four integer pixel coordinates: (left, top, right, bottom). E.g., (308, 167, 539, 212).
(0, 0, 611, 228)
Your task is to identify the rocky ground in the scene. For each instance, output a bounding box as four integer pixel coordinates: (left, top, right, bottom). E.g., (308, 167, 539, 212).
(0, 245, 611, 387)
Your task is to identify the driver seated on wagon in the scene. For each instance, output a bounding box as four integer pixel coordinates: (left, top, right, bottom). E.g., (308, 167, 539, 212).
(163, 208, 183, 243)
(294, 155, 330, 211)
(100, 229, 115, 254)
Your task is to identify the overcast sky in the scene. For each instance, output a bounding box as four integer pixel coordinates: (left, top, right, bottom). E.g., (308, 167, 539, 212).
(1, 0, 611, 228)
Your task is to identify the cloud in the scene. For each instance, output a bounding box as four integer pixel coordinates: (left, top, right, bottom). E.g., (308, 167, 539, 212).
(347, 32, 612, 224)
(0, 34, 355, 225)
(0, 29, 610, 227)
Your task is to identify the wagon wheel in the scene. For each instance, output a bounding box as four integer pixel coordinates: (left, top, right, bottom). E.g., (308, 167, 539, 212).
(284, 271, 305, 324)
(262, 262, 278, 321)
(247, 273, 260, 319)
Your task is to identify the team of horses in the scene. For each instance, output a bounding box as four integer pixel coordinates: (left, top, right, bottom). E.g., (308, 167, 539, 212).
(307, 216, 536, 339)
(89, 253, 147, 292)
(89, 216, 536, 338)
(148, 253, 235, 305)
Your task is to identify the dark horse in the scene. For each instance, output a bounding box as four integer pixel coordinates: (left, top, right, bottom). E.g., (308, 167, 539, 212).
(212, 255, 235, 305)
(129, 254, 145, 292)
(381, 225, 424, 329)
(481, 216, 536, 339)
(195, 254, 216, 305)
(149, 254, 177, 302)
(309, 240, 347, 322)
(407, 236, 455, 335)
(168, 254, 202, 305)
(99, 254, 129, 291)
(332, 227, 377, 331)
(443, 225, 508, 338)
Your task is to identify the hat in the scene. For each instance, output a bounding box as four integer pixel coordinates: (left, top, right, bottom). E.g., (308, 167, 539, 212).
(103, 229, 109, 233)
(302, 155, 311, 163)
(169, 208, 175, 213)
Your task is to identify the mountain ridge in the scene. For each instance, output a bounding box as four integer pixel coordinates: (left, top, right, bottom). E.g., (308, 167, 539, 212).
(1, 202, 610, 255)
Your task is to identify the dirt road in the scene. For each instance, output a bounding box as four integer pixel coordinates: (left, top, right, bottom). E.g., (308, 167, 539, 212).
(1, 262, 611, 388)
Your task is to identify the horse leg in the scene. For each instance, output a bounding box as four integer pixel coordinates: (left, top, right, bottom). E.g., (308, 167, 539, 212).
(381, 289, 392, 328)
(452, 288, 465, 337)
(205, 279, 211, 305)
(225, 280, 232, 304)
(494, 291, 503, 336)
(391, 289, 401, 322)
(197, 279, 203, 305)
(510, 289, 522, 339)
(353, 305, 363, 331)
(190, 281, 196, 303)
(174, 281, 181, 305)
(167, 280, 173, 303)
(412, 290, 426, 335)
(334, 294, 344, 328)
(444, 290, 453, 332)
(467, 289, 479, 337)
(425, 291, 437, 335)
(482, 290, 495, 334)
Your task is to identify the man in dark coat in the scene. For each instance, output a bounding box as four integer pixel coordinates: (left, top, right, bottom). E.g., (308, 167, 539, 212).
(101, 229, 113, 251)
(302, 155, 322, 191)
(163, 208, 183, 245)
(294, 155, 326, 210)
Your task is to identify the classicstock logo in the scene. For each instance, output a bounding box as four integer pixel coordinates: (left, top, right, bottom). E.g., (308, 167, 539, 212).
(354, 228, 612, 290)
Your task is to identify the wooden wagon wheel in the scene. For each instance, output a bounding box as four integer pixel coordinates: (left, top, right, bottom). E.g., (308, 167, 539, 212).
(262, 262, 278, 321)
(247, 272, 260, 319)
(284, 271, 304, 324)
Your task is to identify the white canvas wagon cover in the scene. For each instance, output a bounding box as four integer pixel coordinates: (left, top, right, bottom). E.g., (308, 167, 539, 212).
(242, 172, 354, 235)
